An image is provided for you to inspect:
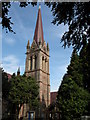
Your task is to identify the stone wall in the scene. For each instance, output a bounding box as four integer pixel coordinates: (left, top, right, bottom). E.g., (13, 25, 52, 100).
(25, 41, 50, 107)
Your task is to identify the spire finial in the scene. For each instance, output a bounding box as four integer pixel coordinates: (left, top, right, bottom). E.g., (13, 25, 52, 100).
(39, 3, 41, 9)
(27, 40, 30, 49)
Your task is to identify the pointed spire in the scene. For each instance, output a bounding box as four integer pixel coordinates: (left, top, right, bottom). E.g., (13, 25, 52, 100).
(47, 42, 49, 51)
(27, 40, 30, 46)
(27, 40, 30, 49)
(33, 5, 44, 44)
(17, 67, 20, 76)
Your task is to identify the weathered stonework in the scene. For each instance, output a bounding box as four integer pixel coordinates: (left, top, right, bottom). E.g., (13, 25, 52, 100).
(25, 7, 50, 107)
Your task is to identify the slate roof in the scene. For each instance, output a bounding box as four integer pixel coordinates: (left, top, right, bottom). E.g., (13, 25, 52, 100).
(33, 6, 44, 44)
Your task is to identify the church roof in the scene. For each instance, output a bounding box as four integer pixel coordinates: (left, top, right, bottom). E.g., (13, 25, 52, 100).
(33, 5, 44, 44)
(50, 92, 57, 104)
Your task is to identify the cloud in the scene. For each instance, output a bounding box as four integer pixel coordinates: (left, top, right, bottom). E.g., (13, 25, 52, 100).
(12, 5, 33, 41)
(5, 37, 15, 45)
(2, 55, 24, 74)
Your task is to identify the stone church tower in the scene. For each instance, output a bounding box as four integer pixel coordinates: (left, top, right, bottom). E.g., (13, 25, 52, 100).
(25, 6, 50, 107)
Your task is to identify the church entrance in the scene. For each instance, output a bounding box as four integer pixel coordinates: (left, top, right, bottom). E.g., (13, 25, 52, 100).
(28, 111, 35, 120)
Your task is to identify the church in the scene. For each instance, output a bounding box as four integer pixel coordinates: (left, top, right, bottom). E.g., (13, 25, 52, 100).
(25, 5, 50, 107)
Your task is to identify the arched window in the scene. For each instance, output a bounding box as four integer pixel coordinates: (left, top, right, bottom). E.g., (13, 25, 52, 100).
(45, 58, 47, 71)
(47, 60, 49, 72)
(35, 55, 37, 69)
(42, 56, 44, 69)
(30, 56, 32, 70)
(28, 58, 30, 71)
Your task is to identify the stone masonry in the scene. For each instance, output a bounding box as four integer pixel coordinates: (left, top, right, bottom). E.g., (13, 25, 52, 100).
(25, 6, 50, 107)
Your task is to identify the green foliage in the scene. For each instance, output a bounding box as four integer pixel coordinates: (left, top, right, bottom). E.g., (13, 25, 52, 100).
(2, 68, 10, 100)
(57, 46, 90, 120)
(45, 2, 90, 50)
(9, 74, 39, 109)
(57, 76, 89, 120)
(2, 2, 89, 51)
(79, 42, 90, 92)
(2, 68, 11, 120)
(67, 50, 83, 87)
(1, 2, 37, 33)
(2, 72, 39, 119)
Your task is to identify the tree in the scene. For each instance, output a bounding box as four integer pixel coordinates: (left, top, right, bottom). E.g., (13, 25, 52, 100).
(46, 2, 90, 50)
(67, 50, 83, 87)
(1, 2, 37, 33)
(79, 42, 90, 92)
(8, 74, 39, 119)
(1, 68, 11, 120)
(1, 2, 90, 50)
(2, 69, 10, 100)
(57, 49, 90, 120)
(57, 75, 90, 120)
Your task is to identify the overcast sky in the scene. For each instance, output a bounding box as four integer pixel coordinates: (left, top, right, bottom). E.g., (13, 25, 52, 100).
(2, 2, 73, 92)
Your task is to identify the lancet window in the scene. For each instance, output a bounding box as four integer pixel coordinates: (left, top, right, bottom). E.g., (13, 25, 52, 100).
(35, 55, 37, 69)
(42, 56, 44, 70)
(30, 56, 32, 70)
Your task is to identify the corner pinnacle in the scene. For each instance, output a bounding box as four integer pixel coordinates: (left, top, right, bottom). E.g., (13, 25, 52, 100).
(27, 40, 30, 49)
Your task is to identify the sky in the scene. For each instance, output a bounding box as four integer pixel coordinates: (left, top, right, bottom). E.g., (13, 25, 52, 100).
(1, 2, 73, 92)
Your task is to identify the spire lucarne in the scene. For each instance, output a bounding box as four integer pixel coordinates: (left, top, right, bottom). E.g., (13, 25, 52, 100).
(33, 5, 44, 43)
